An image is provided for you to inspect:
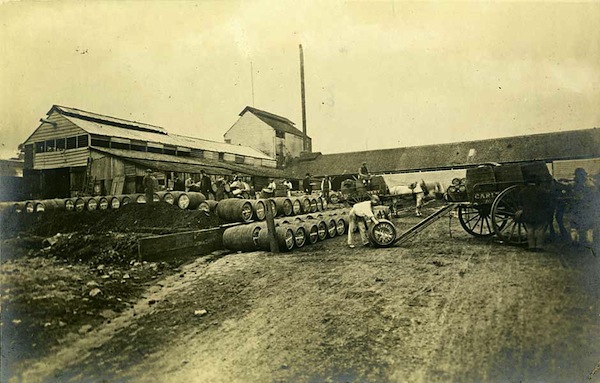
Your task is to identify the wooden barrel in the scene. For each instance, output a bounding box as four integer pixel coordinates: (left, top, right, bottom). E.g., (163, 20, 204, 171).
(367, 219, 397, 247)
(82, 197, 98, 211)
(324, 218, 337, 238)
(257, 225, 295, 251)
(335, 217, 347, 236)
(158, 191, 176, 205)
(216, 199, 254, 223)
(272, 197, 293, 216)
(109, 196, 121, 209)
(36, 198, 75, 212)
(174, 192, 206, 209)
(97, 196, 109, 210)
(198, 201, 210, 213)
(290, 198, 302, 216)
(285, 224, 307, 248)
(309, 198, 318, 213)
(24, 201, 36, 213)
(302, 217, 328, 241)
(317, 197, 324, 211)
(250, 199, 266, 221)
(34, 199, 57, 212)
(299, 196, 312, 214)
(73, 198, 86, 212)
(300, 221, 319, 245)
(222, 224, 263, 252)
(206, 200, 219, 213)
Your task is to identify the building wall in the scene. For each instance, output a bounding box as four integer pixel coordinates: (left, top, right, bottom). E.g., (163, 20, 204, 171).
(24, 112, 87, 144)
(225, 113, 275, 157)
(33, 147, 89, 170)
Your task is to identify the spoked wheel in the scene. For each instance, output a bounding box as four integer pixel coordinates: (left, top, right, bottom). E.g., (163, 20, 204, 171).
(491, 185, 527, 245)
(458, 205, 495, 237)
(348, 194, 370, 206)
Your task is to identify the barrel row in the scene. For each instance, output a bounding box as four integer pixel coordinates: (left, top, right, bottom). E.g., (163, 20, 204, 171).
(209, 196, 331, 224)
(222, 212, 350, 252)
(4, 191, 207, 214)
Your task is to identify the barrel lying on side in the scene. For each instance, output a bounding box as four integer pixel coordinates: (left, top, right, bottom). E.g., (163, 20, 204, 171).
(367, 219, 397, 247)
(272, 197, 293, 216)
(222, 224, 263, 252)
(216, 199, 254, 223)
(257, 225, 295, 251)
(249, 199, 267, 221)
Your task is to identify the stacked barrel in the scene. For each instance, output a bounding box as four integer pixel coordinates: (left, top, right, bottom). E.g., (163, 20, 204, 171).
(222, 208, 350, 252)
(4, 192, 208, 214)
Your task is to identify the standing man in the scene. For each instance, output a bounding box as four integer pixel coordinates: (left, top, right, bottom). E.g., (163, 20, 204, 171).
(143, 169, 157, 204)
(199, 170, 212, 197)
(358, 162, 371, 187)
(347, 195, 380, 248)
(303, 173, 312, 194)
(283, 179, 293, 197)
(570, 168, 596, 245)
(518, 174, 554, 251)
(409, 181, 425, 217)
(321, 175, 332, 203)
(173, 173, 185, 191)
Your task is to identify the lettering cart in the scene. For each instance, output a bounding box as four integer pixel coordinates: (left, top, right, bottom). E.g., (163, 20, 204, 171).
(445, 161, 554, 245)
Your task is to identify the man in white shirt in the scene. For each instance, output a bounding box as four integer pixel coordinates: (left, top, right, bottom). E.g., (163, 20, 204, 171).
(409, 181, 425, 217)
(347, 195, 380, 248)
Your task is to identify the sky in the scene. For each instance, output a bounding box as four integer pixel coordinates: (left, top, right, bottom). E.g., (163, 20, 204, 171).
(1, 1, 599, 159)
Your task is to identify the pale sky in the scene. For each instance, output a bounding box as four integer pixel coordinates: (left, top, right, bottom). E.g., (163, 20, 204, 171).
(1, 1, 599, 159)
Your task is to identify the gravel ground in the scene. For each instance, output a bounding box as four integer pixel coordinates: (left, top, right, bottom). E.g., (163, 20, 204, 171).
(2, 205, 599, 383)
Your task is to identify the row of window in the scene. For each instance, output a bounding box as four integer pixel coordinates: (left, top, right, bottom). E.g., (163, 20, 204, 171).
(34, 135, 89, 152)
(32, 135, 248, 164)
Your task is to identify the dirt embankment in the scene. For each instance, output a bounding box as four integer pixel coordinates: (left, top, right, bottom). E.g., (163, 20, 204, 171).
(1, 202, 225, 382)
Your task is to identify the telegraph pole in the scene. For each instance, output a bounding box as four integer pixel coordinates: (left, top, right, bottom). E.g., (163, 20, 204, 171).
(299, 44, 308, 152)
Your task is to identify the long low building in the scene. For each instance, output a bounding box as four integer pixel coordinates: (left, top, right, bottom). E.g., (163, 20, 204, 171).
(287, 127, 600, 189)
(22, 105, 285, 199)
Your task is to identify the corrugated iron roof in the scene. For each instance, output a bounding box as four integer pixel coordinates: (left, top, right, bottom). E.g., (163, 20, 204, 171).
(240, 106, 308, 138)
(287, 128, 600, 177)
(91, 147, 286, 178)
(50, 105, 168, 135)
(62, 114, 274, 160)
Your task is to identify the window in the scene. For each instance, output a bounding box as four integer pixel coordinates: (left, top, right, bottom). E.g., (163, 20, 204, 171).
(235, 155, 245, 164)
(66, 137, 77, 149)
(131, 143, 146, 152)
(91, 137, 110, 148)
(275, 130, 285, 139)
(35, 141, 45, 153)
(77, 135, 89, 148)
(45, 139, 55, 152)
(163, 146, 176, 156)
(147, 146, 163, 154)
(224, 139, 232, 144)
(218, 152, 224, 161)
(110, 141, 130, 150)
(55, 138, 66, 150)
(191, 149, 204, 158)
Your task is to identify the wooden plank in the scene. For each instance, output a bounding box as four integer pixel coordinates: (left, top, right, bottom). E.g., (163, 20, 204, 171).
(138, 227, 226, 261)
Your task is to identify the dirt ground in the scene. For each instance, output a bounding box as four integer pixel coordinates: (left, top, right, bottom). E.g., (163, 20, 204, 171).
(1, 203, 599, 383)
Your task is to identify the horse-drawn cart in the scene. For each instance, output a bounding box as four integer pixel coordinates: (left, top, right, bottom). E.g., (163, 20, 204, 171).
(446, 161, 554, 245)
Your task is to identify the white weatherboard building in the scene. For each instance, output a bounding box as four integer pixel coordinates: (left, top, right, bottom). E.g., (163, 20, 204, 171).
(22, 105, 282, 199)
(224, 106, 312, 168)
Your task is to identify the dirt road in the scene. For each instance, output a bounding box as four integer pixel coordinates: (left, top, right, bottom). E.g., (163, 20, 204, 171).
(3, 213, 600, 383)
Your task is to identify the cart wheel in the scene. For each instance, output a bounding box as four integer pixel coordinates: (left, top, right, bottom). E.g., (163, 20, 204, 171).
(491, 185, 527, 245)
(458, 205, 495, 237)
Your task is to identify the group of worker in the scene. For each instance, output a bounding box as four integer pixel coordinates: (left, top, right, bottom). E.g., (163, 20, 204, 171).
(518, 167, 599, 252)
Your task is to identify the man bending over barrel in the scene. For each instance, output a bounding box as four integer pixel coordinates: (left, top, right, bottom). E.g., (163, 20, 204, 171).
(347, 195, 380, 248)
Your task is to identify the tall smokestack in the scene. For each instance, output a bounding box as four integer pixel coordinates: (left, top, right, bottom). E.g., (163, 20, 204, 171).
(299, 44, 308, 152)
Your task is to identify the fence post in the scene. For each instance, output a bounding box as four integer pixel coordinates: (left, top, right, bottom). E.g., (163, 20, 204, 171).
(265, 199, 279, 253)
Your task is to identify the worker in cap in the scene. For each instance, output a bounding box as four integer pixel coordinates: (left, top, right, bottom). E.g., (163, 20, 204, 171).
(143, 169, 157, 204)
(347, 195, 380, 248)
